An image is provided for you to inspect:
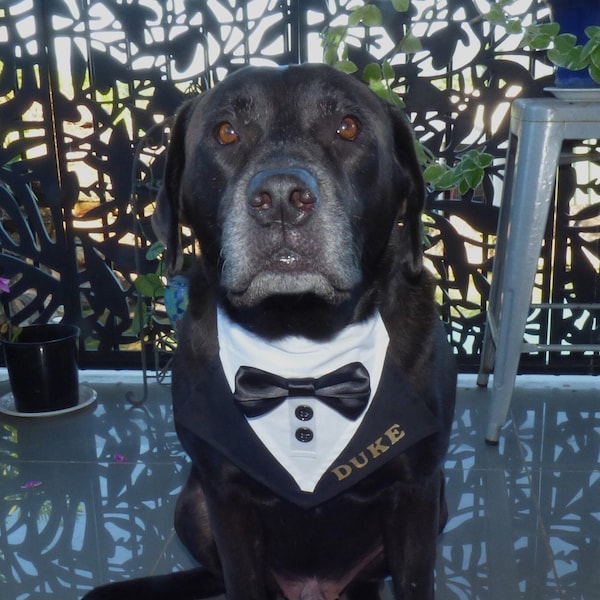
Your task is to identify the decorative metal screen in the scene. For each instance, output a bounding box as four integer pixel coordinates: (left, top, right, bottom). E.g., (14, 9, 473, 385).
(0, 0, 598, 372)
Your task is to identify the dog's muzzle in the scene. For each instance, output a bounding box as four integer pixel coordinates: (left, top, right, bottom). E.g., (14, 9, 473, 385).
(246, 168, 318, 227)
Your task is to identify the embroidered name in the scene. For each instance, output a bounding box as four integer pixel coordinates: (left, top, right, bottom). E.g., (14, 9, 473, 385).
(330, 424, 406, 481)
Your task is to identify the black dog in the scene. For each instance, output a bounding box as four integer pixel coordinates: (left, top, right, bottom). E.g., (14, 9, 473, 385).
(85, 63, 456, 600)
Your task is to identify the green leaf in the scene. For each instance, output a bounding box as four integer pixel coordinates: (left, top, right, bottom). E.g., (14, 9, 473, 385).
(553, 33, 577, 54)
(505, 20, 523, 35)
(399, 31, 422, 54)
(458, 157, 476, 172)
(391, 0, 410, 11)
(324, 45, 339, 66)
(585, 26, 600, 41)
(581, 39, 595, 60)
(548, 44, 584, 69)
(465, 167, 484, 190)
(565, 48, 589, 71)
(547, 48, 566, 67)
(591, 46, 600, 69)
(382, 59, 395, 81)
(387, 92, 405, 108)
(363, 62, 382, 83)
(134, 273, 165, 298)
(348, 8, 363, 27)
(145, 240, 165, 261)
(523, 23, 557, 45)
(130, 304, 146, 338)
(589, 62, 600, 84)
(414, 140, 436, 166)
(538, 23, 560, 37)
(349, 5, 382, 27)
(423, 164, 449, 182)
(334, 60, 358, 74)
(458, 178, 470, 196)
(368, 80, 388, 99)
(523, 24, 557, 50)
(434, 170, 461, 190)
(360, 5, 382, 27)
(485, 5, 506, 25)
(477, 153, 494, 168)
(323, 25, 346, 41)
(460, 150, 491, 169)
(528, 33, 552, 50)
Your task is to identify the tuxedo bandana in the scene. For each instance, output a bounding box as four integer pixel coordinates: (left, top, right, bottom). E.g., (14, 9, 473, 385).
(173, 308, 444, 507)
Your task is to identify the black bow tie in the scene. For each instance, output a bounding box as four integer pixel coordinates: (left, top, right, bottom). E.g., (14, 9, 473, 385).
(233, 362, 371, 420)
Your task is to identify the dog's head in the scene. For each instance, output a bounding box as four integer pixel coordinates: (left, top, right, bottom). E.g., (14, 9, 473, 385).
(154, 64, 425, 338)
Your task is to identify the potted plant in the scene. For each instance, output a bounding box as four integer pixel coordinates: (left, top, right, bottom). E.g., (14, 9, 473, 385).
(485, 0, 600, 88)
(1, 272, 85, 414)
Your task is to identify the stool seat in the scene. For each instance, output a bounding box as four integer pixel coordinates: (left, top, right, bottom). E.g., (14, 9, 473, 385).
(477, 97, 600, 444)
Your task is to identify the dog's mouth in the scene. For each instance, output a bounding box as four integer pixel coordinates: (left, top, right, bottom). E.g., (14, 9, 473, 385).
(220, 227, 361, 308)
(270, 250, 305, 271)
(226, 252, 352, 307)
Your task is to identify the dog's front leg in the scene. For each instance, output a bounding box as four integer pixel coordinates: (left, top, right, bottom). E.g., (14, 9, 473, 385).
(198, 457, 278, 600)
(383, 472, 442, 600)
(206, 492, 277, 599)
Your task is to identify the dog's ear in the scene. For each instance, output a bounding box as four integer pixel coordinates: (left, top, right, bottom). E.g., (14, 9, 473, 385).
(152, 100, 194, 276)
(386, 104, 426, 280)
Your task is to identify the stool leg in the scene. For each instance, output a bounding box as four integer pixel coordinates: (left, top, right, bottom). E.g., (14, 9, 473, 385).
(476, 313, 495, 387)
(485, 121, 563, 444)
(477, 135, 518, 387)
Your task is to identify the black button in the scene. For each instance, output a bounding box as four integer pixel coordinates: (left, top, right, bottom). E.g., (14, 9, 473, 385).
(295, 427, 314, 443)
(295, 405, 314, 421)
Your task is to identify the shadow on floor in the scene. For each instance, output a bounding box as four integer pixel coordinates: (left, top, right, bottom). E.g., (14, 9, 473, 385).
(1, 371, 598, 599)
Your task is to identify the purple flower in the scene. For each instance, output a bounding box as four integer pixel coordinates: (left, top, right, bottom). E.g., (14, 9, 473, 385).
(21, 481, 42, 490)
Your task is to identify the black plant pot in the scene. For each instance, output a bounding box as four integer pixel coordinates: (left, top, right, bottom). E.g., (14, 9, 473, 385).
(2, 323, 80, 413)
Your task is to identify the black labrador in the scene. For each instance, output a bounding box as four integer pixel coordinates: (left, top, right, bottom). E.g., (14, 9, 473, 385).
(85, 63, 456, 600)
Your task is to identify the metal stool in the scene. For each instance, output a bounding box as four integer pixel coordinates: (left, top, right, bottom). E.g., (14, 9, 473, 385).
(477, 98, 600, 444)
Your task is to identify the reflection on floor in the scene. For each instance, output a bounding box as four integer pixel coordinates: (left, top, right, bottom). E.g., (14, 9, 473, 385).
(1, 371, 599, 600)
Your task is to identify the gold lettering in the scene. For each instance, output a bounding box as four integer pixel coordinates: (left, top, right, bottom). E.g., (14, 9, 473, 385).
(331, 464, 353, 481)
(384, 424, 406, 445)
(330, 424, 407, 483)
(367, 436, 390, 458)
(350, 452, 369, 469)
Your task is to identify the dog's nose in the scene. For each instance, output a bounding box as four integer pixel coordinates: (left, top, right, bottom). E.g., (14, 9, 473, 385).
(247, 168, 318, 225)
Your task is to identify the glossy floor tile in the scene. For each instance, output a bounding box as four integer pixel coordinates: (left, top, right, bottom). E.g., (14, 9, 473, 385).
(0, 372, 598, 599)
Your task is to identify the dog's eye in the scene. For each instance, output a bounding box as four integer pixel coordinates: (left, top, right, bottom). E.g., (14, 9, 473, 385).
(337, 116, 360, 141)
(216, 122, 239, 145)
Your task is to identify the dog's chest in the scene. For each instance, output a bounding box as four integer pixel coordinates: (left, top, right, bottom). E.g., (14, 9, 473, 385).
(217, 308, 390, 492)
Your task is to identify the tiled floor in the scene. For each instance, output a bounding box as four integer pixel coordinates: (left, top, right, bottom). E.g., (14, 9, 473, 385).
(0, 370, 599, 600)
